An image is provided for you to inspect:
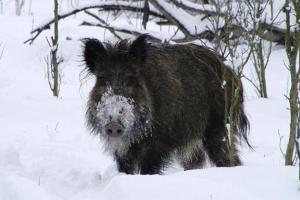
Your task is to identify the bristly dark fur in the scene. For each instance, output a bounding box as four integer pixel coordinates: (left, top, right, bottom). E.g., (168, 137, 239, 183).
(83, 34, 250, 174)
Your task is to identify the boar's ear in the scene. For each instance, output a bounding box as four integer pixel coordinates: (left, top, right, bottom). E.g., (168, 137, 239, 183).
(129, 34, 149, 62)
(82, 38, 106, 73)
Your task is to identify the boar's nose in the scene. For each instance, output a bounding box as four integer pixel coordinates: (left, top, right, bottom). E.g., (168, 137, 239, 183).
(105, 121, 124, 137)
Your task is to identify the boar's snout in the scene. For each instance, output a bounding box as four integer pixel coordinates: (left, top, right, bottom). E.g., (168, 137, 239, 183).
(105, 121, 125, 137)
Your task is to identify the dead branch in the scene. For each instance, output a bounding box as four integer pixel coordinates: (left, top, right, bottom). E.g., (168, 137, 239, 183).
(80, 21, 162, 43)
(142, 0, 150, 29)
(258, 21, 289, 45)
(169, 0, 225, 16)
(0, 43, 4, 60)
(242, 74, 261, 94)
(24, 0, 292, 46)
(24, 1, 164, 44)
(149, 0, 193, 39)
(277, 130, 285, 157)
(84, 10, 123, 40)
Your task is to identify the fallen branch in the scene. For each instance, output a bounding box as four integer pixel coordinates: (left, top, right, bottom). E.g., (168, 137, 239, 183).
(80, 21, 162, 43)
(149, 0, 194, 39)
(24, 1, 164, 44)
(169, 0, 225, 16)
(24, 0, 292, 46)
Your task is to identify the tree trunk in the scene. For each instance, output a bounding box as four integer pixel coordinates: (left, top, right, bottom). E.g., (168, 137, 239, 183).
(284, 0, 299, 166)
(52, 0, 59, 97)
(297, 78, 300, 179)
(258, 40, 268, 98)
(15, 0, 24, 16)
(286, 71, 298, 165)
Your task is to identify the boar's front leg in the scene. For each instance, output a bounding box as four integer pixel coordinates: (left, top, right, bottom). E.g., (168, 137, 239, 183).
(114, 152, 137, 174)
(140, 146, 171, 175)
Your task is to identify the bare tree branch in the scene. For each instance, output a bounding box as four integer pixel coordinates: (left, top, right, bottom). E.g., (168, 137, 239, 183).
(84, 10, 123, 40)
(0, 43, 4, 60)
(149, 0, 193, 39)
(24, 0, 294, 46)
(24, 1, 164, 44)
(142, 0, 150, 29)
(80, 21, 162, 42)
(242, 74, 261, 94)
(169, 0, 225, 16)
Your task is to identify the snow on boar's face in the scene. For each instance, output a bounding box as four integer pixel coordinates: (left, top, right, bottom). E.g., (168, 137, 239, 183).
(83, 35, 152, 154)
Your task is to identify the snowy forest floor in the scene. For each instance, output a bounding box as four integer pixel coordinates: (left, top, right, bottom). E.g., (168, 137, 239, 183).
(0, 1, 299, 200)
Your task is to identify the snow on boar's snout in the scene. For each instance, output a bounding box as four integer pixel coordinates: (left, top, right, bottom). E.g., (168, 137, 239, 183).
(96, 87, 135, 138)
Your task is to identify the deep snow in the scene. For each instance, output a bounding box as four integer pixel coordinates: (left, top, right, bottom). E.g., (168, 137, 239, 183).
(0, 1, 299, 200)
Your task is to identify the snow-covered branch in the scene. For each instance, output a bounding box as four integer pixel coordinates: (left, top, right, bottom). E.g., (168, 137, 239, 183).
(80, 21, 162, 42)
(150, 0, 202, 39)
(24, 0, 295, 46)
(24, 1, 164, 44)
(169, 0, 226, 16)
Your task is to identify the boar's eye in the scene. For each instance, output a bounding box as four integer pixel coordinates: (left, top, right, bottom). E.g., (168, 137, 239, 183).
(97, 76, 107, 86)
(126, 76, 137, 87)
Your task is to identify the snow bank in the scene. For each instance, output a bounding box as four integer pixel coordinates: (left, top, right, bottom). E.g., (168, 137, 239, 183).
(0, 2, 299, 200)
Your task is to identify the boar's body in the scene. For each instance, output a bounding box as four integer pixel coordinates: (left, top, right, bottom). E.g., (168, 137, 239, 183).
(84, 35, 249, 174)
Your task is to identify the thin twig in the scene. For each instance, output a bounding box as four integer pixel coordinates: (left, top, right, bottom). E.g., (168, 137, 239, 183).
(0, 43, 4, 60)
(277, 130, 285, 157)
(84, 10, 123, 40)
(167, 27, 180, 43)
(80, 21, 162, 42)
(242, 74, 261, 92)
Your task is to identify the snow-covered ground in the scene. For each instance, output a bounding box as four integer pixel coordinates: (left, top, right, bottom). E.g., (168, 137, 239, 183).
(0, 1, 299, 200)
